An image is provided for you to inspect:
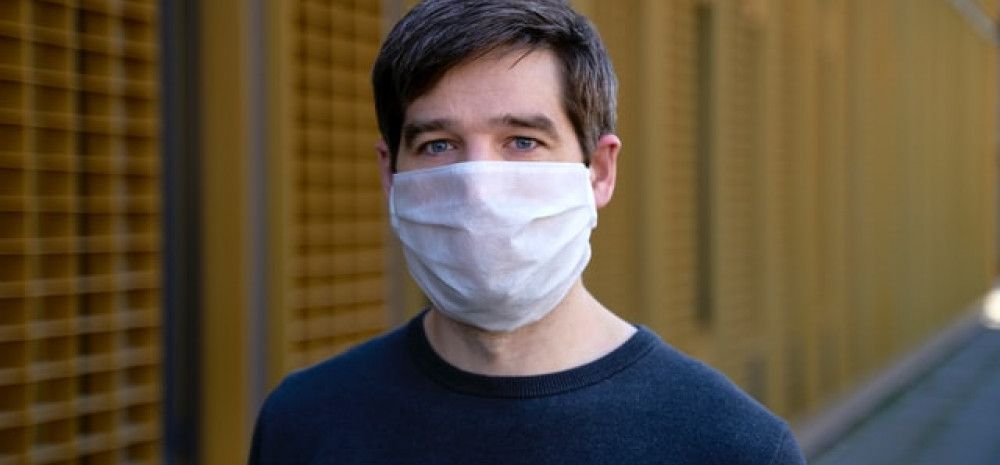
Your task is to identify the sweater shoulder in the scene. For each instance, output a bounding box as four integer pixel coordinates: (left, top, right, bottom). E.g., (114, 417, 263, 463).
(260, 323, 408, 419)
(641, 335, 777, 419)
(259, 320, 409, 434)
(249, 325, 411, 464)
(632, 333, 804, 463)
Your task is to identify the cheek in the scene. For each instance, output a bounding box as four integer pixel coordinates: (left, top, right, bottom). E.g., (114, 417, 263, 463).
(397, 153, 456, 171)
(395, 150, 428, 171)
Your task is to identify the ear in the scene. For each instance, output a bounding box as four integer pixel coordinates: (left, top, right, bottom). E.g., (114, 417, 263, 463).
(589, 134, 620, 209)
(376, 139, 393, 199)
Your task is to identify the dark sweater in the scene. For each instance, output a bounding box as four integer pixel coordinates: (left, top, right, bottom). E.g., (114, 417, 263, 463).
(249, 313, 806, 464)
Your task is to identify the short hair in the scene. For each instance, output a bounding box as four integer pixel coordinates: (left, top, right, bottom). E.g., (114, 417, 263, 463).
(372, 0, 618, 170)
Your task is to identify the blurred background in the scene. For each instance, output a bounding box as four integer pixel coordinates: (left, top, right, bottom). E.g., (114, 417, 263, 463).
(0, 0, 997, 464)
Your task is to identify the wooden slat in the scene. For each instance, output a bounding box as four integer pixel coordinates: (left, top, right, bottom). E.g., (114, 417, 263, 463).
(0, 0, 161, 462)
(279, 0, 387, 374)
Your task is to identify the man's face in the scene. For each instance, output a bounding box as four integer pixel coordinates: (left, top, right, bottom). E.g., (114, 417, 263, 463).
(395, 48, 584, 172)
(376, 47, 619, 209)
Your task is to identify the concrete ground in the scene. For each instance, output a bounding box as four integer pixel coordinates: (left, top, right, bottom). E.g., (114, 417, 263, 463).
(810, 325, 1000, 465)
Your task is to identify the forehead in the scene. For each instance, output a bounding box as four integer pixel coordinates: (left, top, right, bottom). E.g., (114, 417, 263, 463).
(403, 48, 572, 131)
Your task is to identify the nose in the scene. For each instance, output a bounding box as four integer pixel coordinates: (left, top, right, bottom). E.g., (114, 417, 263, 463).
(461, 139, 500, 163)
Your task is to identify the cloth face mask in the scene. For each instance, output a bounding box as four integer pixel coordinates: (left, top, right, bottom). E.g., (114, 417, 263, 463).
(390, 161, 598, 332)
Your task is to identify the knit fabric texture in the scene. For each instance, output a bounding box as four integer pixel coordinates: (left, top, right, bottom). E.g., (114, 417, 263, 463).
(249, 313, 806, 465)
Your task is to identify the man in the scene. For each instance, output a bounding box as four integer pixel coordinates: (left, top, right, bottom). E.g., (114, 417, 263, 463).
(249, 1, 806, 464)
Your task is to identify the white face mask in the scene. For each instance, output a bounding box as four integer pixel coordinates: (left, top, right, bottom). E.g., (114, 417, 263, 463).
(390, 161, 597, 332)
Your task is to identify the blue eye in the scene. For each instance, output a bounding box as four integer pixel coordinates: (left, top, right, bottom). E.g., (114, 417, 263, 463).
(423, 140, 454, 154)
(511, 137, 538, 151)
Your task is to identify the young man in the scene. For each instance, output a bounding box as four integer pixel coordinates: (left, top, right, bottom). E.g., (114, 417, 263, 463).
(249, 1, 806, 464)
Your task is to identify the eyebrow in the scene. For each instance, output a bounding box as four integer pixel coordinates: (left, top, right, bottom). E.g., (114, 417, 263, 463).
(402, 118, 456, 150)
(491, 114, 561, 142)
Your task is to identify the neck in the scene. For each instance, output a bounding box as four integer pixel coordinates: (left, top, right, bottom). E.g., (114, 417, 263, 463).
(422, 280, 636, 376)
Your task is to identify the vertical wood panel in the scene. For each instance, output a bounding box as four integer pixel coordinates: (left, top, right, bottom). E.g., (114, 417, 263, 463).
(200, 0, 250, 462)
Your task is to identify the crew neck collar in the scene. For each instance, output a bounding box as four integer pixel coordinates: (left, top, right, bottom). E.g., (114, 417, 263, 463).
(406, 311, 658, 398)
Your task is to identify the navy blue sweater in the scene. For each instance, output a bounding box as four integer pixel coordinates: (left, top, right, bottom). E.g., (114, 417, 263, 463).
(249, 314, 806, 464)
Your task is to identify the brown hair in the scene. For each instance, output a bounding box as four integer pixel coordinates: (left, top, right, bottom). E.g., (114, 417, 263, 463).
(372, 0, 618, 170)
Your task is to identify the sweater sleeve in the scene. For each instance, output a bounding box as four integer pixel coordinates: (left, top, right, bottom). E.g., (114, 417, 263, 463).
(247, 400, 270, 465)
(767, 428, 807, 465)
(247, 384, 295, 465)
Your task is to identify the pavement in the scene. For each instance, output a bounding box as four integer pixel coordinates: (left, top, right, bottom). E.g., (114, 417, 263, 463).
(809, 324, 1000, 465)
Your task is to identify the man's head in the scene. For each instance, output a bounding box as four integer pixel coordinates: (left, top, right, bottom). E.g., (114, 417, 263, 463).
(372, 0, 618, 171)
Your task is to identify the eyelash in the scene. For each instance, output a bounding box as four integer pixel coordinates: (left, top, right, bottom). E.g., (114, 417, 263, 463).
(417, 139, 455, 155)
(509, 136, 541, 151)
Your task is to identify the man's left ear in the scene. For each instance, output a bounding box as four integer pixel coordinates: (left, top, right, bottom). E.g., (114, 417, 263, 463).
(589, 134, 620, 209)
